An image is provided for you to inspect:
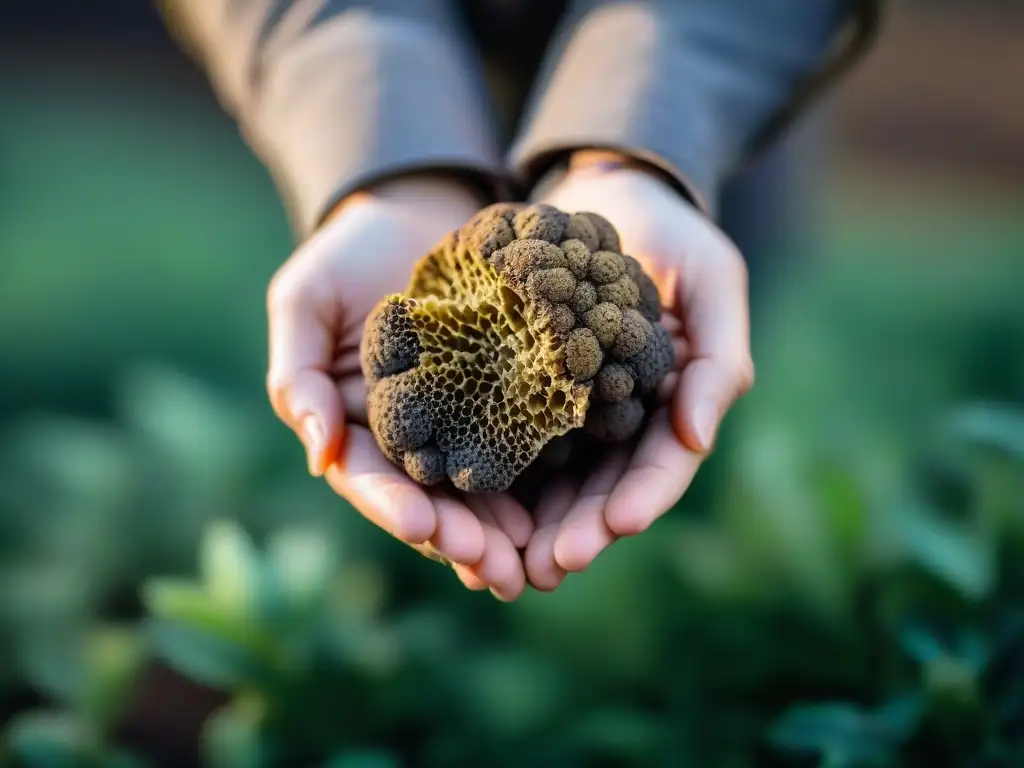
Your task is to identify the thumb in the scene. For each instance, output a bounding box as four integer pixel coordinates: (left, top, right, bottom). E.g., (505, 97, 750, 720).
(266, 277, 346, 475)
(671, 231, 754, 453)
(672, 356, 754, 454)
(276, 370, 346, 475)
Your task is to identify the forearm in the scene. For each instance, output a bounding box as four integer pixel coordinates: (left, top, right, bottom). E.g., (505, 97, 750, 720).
(161, 0, 508, 238)
(510, 0, 879, 215)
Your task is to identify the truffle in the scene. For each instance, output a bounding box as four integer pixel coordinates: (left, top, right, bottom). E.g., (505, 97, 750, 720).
(360, 203, 676, 493)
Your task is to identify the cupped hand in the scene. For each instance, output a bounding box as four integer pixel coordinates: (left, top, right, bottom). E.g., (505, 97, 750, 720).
(523, 160, 756, 590)
(265, 175, 533, 600)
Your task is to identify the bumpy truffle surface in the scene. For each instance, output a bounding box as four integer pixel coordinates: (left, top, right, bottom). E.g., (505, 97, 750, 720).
(361, 203, 676, 493)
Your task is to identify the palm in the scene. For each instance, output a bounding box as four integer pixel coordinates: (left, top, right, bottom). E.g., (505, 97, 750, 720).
(269, 190, 534, 601)
(516, 168, 752, 590)
(268, 173, 750, 599)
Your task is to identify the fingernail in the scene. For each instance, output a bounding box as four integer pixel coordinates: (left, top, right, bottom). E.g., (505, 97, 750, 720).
(489, 587, 514, 603)
(302, 414, 326, 475)
(695, 403, 719, 451)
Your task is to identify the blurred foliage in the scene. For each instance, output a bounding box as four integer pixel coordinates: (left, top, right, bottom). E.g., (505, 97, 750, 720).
(0, 64, 292, 417)
(1, 625, 149, 768)
(3, 374, 1024, 767)
(2, 65, 1024, 766)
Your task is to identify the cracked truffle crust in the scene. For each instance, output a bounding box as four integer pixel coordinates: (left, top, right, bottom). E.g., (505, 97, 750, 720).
(360, 203, 676, 493)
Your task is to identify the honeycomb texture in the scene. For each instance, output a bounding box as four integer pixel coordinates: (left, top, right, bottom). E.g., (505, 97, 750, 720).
(361, 203, 676, 493)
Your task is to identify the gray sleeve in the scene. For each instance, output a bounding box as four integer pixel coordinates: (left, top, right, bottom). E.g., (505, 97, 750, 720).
(508, 0, 876, 215)
(161, 0, 508, 238)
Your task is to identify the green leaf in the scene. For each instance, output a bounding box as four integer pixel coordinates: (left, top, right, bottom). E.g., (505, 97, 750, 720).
(20, 624, 148, 729)
(948, 403, 1024, 462)
(147, 618, 275, 690)
(202, 700, 269, 768)
(873, 696, 927, 743)
(899, 624, 946, 664)
(201, 520, 262, 616)
(144, 577, 275, 654)
(142, 579, 214, 624)
(3, 711, 98, 767)
(895, 499, 994, 599)
(196, 521, 294, 636)
(769, 702, 867, 752)
(899, 624, 989, 672)
(144, 558, 291, 690)
(267, 527, 336, 606)
(768, 696, 922, 765)
(80, 626, 148, 729)
(923, 656, 981, 706)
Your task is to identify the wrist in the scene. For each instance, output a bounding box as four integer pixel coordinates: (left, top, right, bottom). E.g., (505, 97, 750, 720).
(324, 171, 490, 228)
(559, 149, 706, 214)
(566, 150, 679, 193)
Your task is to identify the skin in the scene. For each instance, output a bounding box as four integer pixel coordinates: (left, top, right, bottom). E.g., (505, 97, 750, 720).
(265, 158, 753, 600)
(525, 158, 755, 591)
(266, 173, 534, 601)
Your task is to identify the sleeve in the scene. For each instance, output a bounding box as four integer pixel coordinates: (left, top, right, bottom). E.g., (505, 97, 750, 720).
(507, 0, 883, 215)
(160, 0, 510, 238)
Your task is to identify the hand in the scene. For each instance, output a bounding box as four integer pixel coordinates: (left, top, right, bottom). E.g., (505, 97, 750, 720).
(523, 157, 755, 590)
(265, 175, 534, 600)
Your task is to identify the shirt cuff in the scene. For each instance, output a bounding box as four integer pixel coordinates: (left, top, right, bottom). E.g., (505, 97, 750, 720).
(508, 1, 866, 218)
(246, 15, 510, 237)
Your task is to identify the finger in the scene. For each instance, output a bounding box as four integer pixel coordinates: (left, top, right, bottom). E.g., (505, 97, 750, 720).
(657, 372, 680, 403)
(476, 493, 534, 549)
(331, 346, 362, 379)
(266, 278, 343, 475)
(672, 335, 691, 371)
(524, 479, 577, 591)
(674, 355, 753, 454)
(338, 378, 483, 563)
(653, 336, 690, 402)
(553, 449, 630, 572)
(409, 541, 450, 565)
(409, 542, 485, 593)
(453, 564, 489, 591)
(676, 245, 754, 452)
(462, 498, 527, 601)
(324, 425, 437, 544)
(660, 313, 684, 337)
(604, 409, 702, 536)
(338, 376, 369, 425)
(427, 493, 486, 566)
